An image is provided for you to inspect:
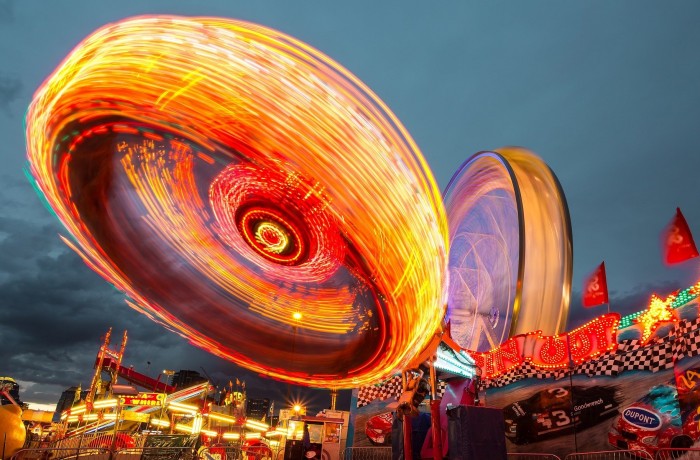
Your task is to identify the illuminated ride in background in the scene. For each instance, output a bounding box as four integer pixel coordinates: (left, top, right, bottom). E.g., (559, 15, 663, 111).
(443, 148, 573, 353)
(0, 380, 26, 457)
(25, 16, 448, 389)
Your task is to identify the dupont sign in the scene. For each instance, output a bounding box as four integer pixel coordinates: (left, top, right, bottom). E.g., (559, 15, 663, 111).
(622, 407, 661, 430)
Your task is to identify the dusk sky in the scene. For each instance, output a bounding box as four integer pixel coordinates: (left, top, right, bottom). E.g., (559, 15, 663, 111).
(1, 1, 700, 410)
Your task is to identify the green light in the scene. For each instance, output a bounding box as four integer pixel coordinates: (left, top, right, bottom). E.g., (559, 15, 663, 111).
(617, 283, 698, 331)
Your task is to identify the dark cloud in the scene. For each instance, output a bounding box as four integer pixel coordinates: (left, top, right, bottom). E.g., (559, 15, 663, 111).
(0, 76, 21, 114)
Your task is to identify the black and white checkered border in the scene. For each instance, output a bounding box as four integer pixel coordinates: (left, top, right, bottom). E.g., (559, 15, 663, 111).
(357, 375, 402, 408)
(356, 375, 451, 408)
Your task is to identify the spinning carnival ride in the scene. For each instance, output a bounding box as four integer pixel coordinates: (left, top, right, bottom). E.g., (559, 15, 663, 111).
(25, 16, 571, 390)
(26, 16, 447, 389)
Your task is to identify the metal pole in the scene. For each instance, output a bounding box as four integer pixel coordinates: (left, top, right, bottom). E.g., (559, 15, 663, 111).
(114, 331, 128, 387)
(566, 335, 579, 453)
(111, 400, 122, 454)
(427, 361, 442, 460)
(399, 371, 413, 460)
(402, 414, 412, 460)
(87, 328, 111, 408)
(330, 389, 337, 411)
(78, 427, 85, 458)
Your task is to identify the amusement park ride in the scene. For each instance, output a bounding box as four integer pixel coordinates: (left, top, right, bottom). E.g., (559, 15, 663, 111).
(44, 327, 326, 460)
(48, 327, 349, 460)
(22, 15, 591, 460)
(0, 379, 27, 458)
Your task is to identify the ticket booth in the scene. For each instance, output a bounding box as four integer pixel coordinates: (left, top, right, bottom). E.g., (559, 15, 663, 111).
(283, 415, 344, 460)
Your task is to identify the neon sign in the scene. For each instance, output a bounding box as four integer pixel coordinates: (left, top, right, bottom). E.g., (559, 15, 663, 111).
(120, 392, 165, 407)
(469, 313, 620, 379)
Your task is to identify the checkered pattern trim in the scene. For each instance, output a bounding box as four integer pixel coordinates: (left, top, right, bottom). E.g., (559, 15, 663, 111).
(684, 324, 700, 358)
(618, 343, 657, 371)
(595, 352, 619, 376)
(355, 376, 453, 408)
(677, 317, 700, 337)
(485, 372, 524, 389)
(437, 380, 447, 398)
(357, 375, 402, 408)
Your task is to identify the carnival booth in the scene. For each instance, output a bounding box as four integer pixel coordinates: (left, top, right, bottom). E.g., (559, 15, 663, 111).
(283, 415, 344, 460)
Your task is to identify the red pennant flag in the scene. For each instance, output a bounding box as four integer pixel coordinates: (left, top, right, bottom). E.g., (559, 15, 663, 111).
(583, 262, 609, 308)
(663, 208, 699, 265)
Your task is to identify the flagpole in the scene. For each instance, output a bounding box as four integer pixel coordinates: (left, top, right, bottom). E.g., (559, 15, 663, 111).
(565, 335, 579, 454)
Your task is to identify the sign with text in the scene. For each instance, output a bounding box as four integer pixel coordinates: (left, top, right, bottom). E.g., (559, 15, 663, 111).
(470, 313, 620, 379)
(120, 392, 166, 407)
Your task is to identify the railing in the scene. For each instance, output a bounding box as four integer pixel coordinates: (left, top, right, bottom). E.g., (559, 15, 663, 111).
(655, 447, 700, 459)
(341, 447, 392, 460)
(114, 446, 197, 460)
(199, 447, 236, 460)
(48, 432, 147, 452)
(507, 454, 563, 460)
(10, 446, 111, 460)
(198, 446, 276, 460)
(564, 449, 654, 460)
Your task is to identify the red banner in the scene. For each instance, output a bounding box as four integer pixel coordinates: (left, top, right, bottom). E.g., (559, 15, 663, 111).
(663, 207, 699, 265)
(583, 262, 609, 308)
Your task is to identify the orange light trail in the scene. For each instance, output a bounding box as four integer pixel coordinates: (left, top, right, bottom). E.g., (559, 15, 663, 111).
(25, 16, 448, 387)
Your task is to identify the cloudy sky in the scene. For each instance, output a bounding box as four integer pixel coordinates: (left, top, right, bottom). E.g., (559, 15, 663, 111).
(1, 1, 699, 409)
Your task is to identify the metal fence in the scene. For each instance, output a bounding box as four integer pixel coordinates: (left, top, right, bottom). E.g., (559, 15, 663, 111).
(507, 453, 563, 460)
(113, 446, 197, 460)
(198, 446, 275, 460)
(564, 449, 654, 460)
(340, 447, 391, 460)
(655, 448, 700, 459)
(10, 446, 111, 460)
(199, 447, 238, 460)
(47, 432, 148, 452)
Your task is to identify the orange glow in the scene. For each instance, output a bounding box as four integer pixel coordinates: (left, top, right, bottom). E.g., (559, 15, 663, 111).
(636, 292, 679, 344)
(25, 16, 447, 388)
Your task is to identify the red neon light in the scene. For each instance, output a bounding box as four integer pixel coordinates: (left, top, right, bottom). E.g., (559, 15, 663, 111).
(469, 313, 621, 380)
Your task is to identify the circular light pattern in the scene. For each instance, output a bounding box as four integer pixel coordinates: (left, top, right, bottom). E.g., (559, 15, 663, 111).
(254, 221, 290, 255)
(26, 16, 448, 388)
(242, 209, 303, 263)
(444, 148, 573, 352)
(209, 164, 336, 277)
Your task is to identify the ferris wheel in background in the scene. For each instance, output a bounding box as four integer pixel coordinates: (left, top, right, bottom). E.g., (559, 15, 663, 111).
(443, 148, 573, 352)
